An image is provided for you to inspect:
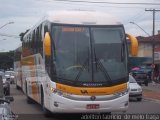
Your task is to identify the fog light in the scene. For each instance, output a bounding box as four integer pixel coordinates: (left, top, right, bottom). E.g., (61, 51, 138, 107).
(54, 102, 59, 107)
(124, 101, 128, 106)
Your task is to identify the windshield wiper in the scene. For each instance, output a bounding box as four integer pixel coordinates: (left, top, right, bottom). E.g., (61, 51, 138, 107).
(95, 58, 112, 83)
(93, 45, 112, 83)
(74, 58, 89, 82)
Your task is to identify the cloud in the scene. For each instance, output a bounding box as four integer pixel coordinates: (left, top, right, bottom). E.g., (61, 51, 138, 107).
(0, 0, 160, 51)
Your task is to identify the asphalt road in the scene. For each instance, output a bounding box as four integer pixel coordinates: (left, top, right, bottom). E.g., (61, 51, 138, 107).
(9, 84, 160, 120)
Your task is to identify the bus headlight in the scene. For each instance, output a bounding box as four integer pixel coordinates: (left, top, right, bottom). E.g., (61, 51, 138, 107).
(50, 87, 71, 97)
(50, 87, 57, 93)
(114, 89, 129, 97)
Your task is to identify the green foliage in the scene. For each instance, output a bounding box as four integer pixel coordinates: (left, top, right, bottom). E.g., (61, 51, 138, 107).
(0, 51, 14, 70)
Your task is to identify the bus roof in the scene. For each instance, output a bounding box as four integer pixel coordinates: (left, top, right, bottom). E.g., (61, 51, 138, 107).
(46, 10, 121, 25)
(23, 10, 122, 38)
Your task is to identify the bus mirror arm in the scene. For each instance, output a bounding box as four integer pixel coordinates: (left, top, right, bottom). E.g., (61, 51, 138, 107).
(44, 32, 51, 56)
(126, 33, 138, 57)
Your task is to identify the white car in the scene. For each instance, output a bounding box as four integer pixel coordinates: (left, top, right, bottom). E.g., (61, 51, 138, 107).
(129, 75, 142, 101)
(5, 71, 15, 84)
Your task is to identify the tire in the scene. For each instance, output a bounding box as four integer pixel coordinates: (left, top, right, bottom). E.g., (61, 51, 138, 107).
(10, 81, 13, 84)
(27, 96, 34, 104)
(41, 86, 52, 117)
(26, 82, 34, 104)
(145, 82, 148, 86)
(5, 84, 10, 96)
(16, 85, 21, 90)
(137, 98, 142, 101)
(145, 84, 148, 86)
(6, 88, 10, 96)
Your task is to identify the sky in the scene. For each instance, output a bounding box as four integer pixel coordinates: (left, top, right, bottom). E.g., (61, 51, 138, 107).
(0, 0, 160, 52)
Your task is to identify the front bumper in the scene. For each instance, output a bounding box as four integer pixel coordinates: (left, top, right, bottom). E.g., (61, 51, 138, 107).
(47, 93, 129, 113)
(129, 93, 142, 99)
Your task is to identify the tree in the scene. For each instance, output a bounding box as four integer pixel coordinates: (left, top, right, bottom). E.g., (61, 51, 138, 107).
(19, 29, 29, 41)
(0, 51, 14, 70)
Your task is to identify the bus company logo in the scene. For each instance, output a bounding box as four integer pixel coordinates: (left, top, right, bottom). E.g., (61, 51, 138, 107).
(90, 96, 96, 101)
(80, 90, 88, 94)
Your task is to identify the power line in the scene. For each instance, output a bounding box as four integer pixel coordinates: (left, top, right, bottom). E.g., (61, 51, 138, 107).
(36, 0, 160, 9)
(0, 33, 20, 38)
(124, 10, 146, 24)
(52, 0, 160, 5)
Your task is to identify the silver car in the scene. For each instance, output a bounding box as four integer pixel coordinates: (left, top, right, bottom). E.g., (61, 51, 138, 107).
(129, 75, 142, 101)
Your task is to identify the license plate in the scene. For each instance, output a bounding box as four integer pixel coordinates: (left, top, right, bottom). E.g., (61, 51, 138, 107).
(86, 104, 100, 109)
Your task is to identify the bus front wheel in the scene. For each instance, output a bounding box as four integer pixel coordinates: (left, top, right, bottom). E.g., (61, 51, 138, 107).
(26, 82, 34, 104)
(41, 86, 52, 117)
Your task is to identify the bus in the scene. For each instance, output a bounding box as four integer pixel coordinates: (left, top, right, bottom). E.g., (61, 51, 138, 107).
(14, 46, 22, 89)
(16, 10, 138, 114)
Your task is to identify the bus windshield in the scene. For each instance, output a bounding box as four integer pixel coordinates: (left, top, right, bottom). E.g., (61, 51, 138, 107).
(52, 25, 127, 85)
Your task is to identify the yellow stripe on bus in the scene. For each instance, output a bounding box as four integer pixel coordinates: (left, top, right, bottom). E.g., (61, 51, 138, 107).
(22, 56, 40, 102)
(56, 83, 127, 96)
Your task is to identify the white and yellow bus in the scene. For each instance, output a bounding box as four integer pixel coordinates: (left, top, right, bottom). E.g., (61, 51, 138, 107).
(14, 46, 22, 89)
(16, 10, 138, 114)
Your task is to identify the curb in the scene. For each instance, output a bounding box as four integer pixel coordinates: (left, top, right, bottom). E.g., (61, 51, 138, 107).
(142, 88, 160, 104)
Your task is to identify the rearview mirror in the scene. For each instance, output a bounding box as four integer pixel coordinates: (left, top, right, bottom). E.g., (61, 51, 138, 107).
(44, 32, 51, 56)
(126, 33, 138, 56)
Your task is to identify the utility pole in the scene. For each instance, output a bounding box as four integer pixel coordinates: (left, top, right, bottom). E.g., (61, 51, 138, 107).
(145, 8, 160, 82)
(145, 8, 160, 65)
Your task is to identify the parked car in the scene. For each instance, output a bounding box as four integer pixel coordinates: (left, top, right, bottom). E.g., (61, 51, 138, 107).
(0, 71, 4, 76)
(0, 76, 18, 120)
(130, 66, 152, 86)
(4, 71, 15, 84)
(129, 75, 142, 101)
(0, 69, 5, 72)
(0, 72, 10, 96)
